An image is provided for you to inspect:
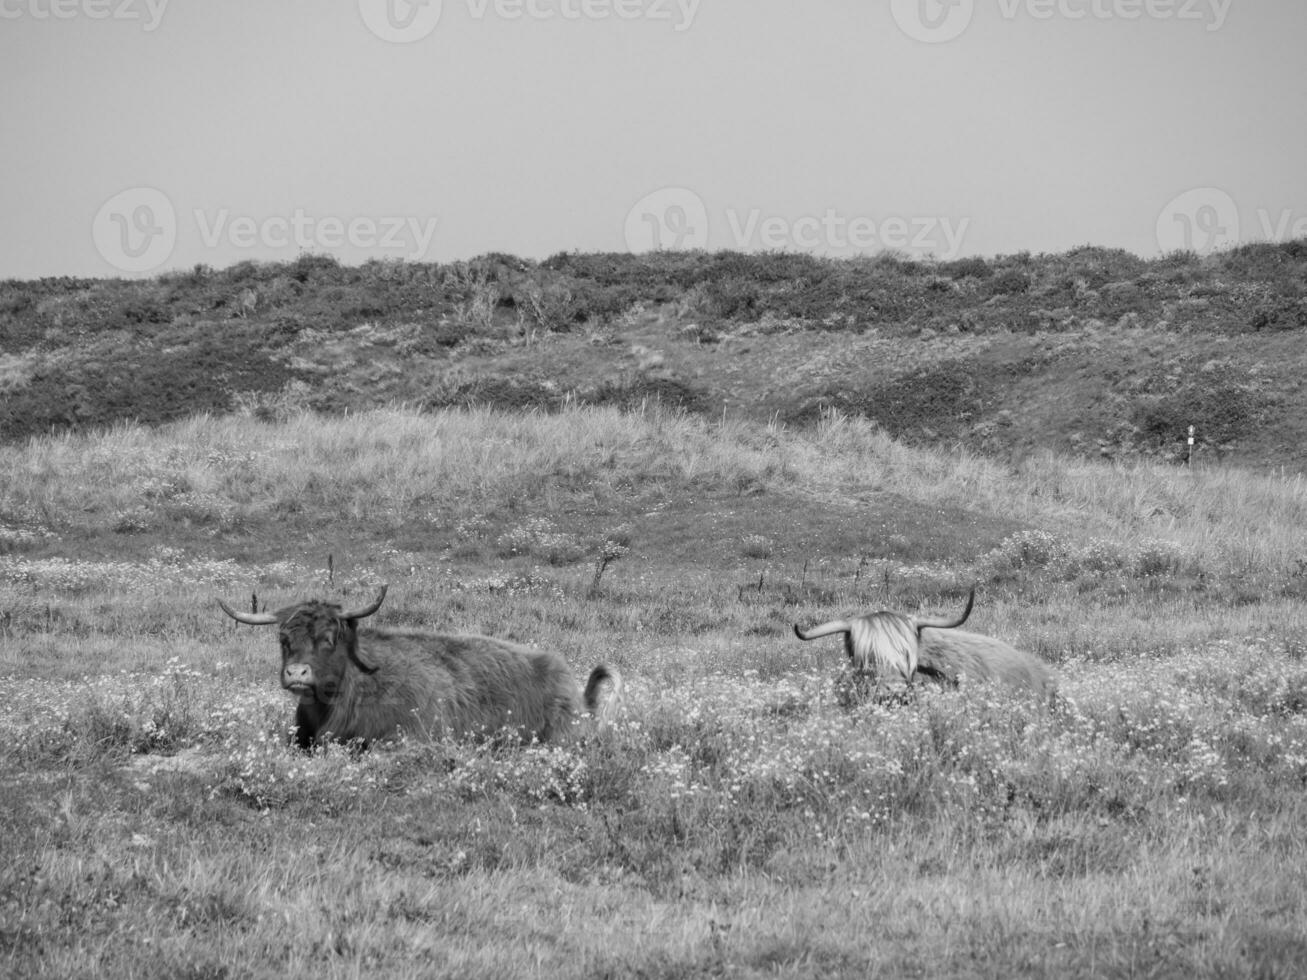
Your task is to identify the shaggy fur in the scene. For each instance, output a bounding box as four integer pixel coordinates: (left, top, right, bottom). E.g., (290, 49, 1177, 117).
(915, 627, 1058, 698)
(794, 589, 975, 682)
(802, 612, 921, 682)
(794, 589, 1057, 698)
(219, 591, 621, 748)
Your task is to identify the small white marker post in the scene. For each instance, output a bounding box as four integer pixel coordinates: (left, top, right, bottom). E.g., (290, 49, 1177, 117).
(1187, 425, 1195, 466)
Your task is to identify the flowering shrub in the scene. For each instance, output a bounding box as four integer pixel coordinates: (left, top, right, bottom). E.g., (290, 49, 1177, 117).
(446, 739, 591, 805)
(1074, 537, 1131, 574)
(1131, 539, 1185, 577)
(495, 517, 584, 564)
(985, 531, 1194, 582)
(453, 514, 490, 539)
(986, 530, 1067, 571)
(218, 731, 388, 810)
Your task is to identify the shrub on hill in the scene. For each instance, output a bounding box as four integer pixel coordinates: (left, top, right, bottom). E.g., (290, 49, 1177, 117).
(987, 269, 1031, 296)
(1125, 359, 1276, 455)
(828, 361, 989, 441)
(942, 256, 993, 280)
(0, 326, 300, 441)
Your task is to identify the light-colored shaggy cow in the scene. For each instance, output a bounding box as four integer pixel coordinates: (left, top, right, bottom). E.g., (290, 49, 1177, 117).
(914, 626, 1058, 698)
(217, 585, 622, 748)
(794, 588, 1056, 698)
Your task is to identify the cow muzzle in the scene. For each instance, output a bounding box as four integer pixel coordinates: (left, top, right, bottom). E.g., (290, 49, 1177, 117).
(282, 663, 315, 699)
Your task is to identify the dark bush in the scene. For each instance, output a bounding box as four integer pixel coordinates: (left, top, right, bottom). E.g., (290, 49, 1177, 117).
(118, 298, 170, 325)
(584, 376, 711, 415)
(1128, 362, 1275, 449)
(943, 257, 993, 280)
(0, 327, 301, 440)
(1249, 299, 1307, 332)
(988, 270, 1031, 296)
(289, 253, 342, 284)
(423, 376, 559, 412)
(222, 259, 265, 288)
(696, 276, 762, 320)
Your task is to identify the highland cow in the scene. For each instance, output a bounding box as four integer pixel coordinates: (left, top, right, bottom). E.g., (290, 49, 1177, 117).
(217, 585, 622, 748)
(914, 626, 1057, 698)
(794, 588, 1056, 698)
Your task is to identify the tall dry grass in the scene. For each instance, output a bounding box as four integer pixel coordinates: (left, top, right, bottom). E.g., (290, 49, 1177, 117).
(5, 403, 1307, 569)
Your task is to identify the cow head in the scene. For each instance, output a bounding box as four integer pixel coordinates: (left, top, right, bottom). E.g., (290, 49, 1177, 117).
(794, 587, 975, 681)
(218, 586, 388, 702)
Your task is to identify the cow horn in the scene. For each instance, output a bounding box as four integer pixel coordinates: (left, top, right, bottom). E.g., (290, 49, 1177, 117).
(794, 620, 851, 641)
(913, 587, 975, 633)
(216, 598, 280, 625)
(341, 585, 388, 621)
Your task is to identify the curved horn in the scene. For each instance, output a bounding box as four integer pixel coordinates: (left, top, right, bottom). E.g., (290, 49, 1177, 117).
(794, 620, 851, 641)
(913, 587, 975, 634)
(216, 597, 281, 625)
(341, 585, 388, 621)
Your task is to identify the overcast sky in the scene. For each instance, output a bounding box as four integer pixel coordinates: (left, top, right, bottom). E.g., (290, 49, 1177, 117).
(1, 0, 1303, 278)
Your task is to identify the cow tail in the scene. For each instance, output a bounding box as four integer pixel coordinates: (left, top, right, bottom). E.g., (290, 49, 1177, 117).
(583, 664, 624, 722)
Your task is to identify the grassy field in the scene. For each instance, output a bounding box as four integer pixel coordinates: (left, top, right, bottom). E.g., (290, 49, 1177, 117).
(3, 404, 1307, 978)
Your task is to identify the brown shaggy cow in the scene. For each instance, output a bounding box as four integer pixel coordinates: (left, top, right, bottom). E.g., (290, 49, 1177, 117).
(217, 586, 622, 748)
(794, 588, 1057, 698)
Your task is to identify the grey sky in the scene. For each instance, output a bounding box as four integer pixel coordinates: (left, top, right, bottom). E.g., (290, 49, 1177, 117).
(1, 0, 1303, 278)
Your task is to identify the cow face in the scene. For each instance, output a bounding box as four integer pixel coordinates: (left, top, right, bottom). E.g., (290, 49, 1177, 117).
(217, 587, 387, 704)
(277, 603, 359, 704)
(844, 612, 920, 680)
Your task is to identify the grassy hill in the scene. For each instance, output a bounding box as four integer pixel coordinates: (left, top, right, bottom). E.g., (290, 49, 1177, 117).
(3, 241, 1306, 471)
